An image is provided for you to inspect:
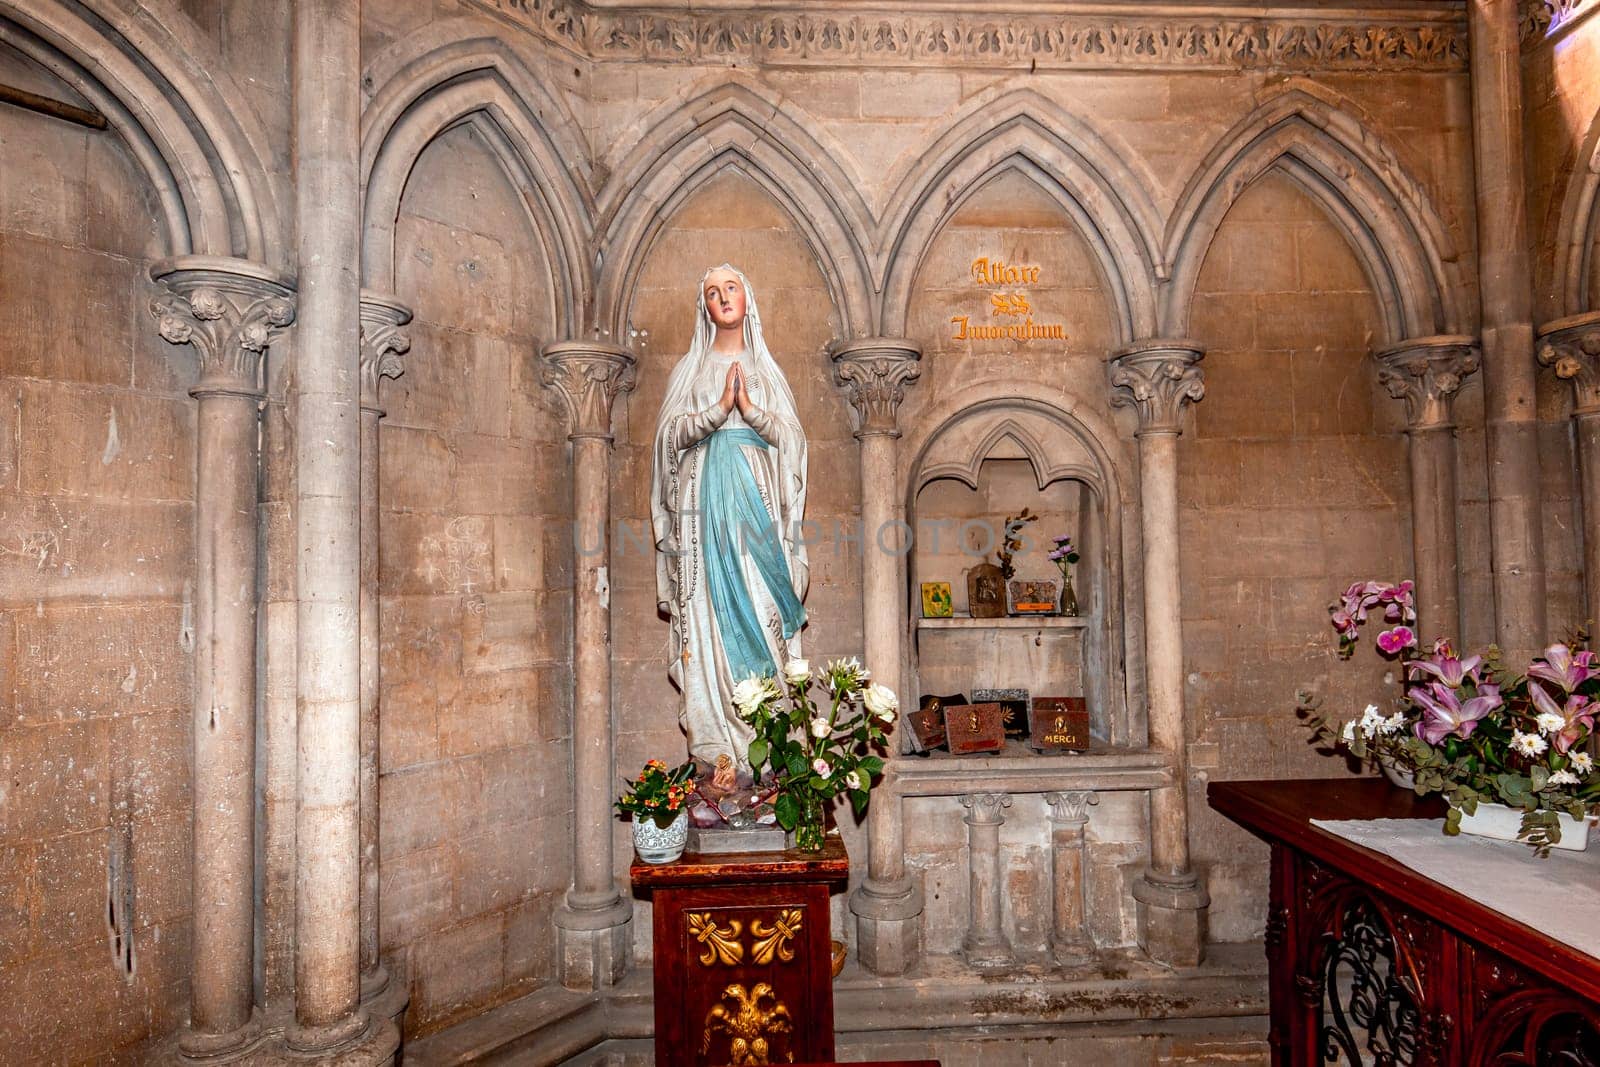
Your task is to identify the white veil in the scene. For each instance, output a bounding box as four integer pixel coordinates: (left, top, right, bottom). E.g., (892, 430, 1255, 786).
(651, 265, 810, 687)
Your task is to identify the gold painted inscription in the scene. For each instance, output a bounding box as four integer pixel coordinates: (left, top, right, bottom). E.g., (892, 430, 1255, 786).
(953, 256, 1069, 343)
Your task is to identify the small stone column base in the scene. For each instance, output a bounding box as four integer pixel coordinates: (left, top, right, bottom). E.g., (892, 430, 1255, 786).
(1132, 870, 1209, 968)
(554, 893, 633, 991)
(849, 877, 924, 976)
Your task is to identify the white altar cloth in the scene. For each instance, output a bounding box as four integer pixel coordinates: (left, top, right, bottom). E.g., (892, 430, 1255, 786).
(1310, 817, 1600, 959)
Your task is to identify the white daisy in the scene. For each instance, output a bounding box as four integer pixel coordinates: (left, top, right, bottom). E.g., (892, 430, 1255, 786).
(1359, 703, 1384, 738)
(1547, 769, 1581, 787)
(1341, 720, 1356, 742)
(1535, 711, 1566, 736)
(1379, 713, 1407, 735)
(1572, 752, 1594, 775)
(1510, 730, 1548, 758)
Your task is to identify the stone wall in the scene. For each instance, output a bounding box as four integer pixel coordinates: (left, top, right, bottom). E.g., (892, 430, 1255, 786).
(378, 123, 574, 1036)
(0, 45, 194, 1062)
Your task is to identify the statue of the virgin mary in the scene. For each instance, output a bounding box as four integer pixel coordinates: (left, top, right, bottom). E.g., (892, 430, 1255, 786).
(652, 265, 808, 787)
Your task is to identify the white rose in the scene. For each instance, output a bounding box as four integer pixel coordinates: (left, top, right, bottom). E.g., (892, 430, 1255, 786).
(863, 683, 899, 722)
(845, 770, 862, 790)
(731, 676, 769, 718)
(811, 757, 832, 777)
(810, 716, 831, 739)
(784, 658, 812, 686)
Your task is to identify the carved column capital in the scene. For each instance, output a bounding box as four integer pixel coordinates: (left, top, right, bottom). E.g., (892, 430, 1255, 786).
(1045, 790, 1100, 826)
(1538, 312, 1600, 415)
(359, 291, 413, 416)
(831, 338, 923, 438)
(541, 340, 637, 440)
(1373, 335, 1480, 430)
(1108, 340, 1205, 435)
(150, 255, 296, 400)
(959, 793, 1012, 826)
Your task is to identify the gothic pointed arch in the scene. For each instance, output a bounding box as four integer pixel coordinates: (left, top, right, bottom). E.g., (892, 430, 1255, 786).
(592, 79, 874, 339)
(361, 23, 594, 336)
(0, 0, 284, 265)
(1163, 86, 1466, 343)
(1551, 105, 1600, 317)
(876, 89, 1163, 345)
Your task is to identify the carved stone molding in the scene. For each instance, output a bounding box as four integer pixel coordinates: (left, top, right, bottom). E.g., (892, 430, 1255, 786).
(831, 338, 922, 437)
(1373, 334, 1480, 430)
(150, 256, 296, 399)
(541, 340, 638, 440)
(1045, 790, 1100, 826)
(1521, 0, 1597, 42)
(470, 1, 1468, 72)
(359, 291, 414, 416)
(1538, 312, 1600, 415)
(1108, 339, 1205, 435)
(959, 792, 1012, 826)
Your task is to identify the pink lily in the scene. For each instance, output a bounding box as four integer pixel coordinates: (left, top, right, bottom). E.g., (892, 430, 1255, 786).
(1527, 644, 1595, 694)
(1407, 648, 1483, 688)
(1529, 682, 1596, 754)
(1412, 681, 1502, 745)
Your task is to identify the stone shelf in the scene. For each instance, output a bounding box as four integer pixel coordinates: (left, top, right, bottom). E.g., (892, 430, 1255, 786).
(916, 614, 1092, 630)
(886, 744, 1170, 798)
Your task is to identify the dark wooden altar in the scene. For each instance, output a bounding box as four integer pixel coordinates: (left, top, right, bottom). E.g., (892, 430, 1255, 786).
(1209, 778, 1600, 1066)
(632, 835, 849, 1067)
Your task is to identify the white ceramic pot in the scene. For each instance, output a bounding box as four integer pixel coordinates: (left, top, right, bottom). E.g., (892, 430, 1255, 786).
(632, 809, 689, 864)
(1377, 755, 1416, 791)
(1456, 802, 1592, 852)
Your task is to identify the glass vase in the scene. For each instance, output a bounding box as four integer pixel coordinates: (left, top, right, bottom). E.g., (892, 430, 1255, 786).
(793, 792, 825, 852)
(1059, 569, 1079, 617)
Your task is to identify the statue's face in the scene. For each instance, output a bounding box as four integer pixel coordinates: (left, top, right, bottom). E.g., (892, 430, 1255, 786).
(703, 269, 747, 332)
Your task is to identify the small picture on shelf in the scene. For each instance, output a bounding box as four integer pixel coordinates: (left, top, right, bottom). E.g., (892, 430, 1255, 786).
(973, 688, 1029, 740)
(1028, 697, 1090, 752)
(920, 581, 954, 618)
(908, 694, 964, 751)
(944, 702, 1006, 755)
(1007, 578, 1059, 615)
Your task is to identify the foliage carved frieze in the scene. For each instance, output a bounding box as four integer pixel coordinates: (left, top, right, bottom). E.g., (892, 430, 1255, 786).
(1521, 0, 1598, 43)
(471, 0, 1468, 72)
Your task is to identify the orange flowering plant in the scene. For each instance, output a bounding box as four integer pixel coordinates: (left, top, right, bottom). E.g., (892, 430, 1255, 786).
(616, 758, 697, 828)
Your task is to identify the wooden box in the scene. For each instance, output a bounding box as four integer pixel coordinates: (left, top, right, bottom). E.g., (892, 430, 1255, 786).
(973, 687, 1029, 740)
(1028, 697, 1090, 752)
(944, 702, 1006, 755)
(633, 837, 849, 1067)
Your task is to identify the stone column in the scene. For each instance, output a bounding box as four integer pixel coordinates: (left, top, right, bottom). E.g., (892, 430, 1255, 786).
(1469, 0, 1548, 661)
(543, 340, 637, 990)
(958, 793, 1013, 968)
(151, 257, 294, 1060)
(1109, 339, 1210, 968)
(1374, 336, 1480, 644)
(291, 0, 371, 1051)
(1538, 313, 1600, 624)
(356, 293, 411, 1003)
(1044, 790, 1099, 967)
(832, 339, 924, 978)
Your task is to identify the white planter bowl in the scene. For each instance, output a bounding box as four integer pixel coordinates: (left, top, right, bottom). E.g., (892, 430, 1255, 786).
(632, 809, 689, 864)
(1456, 802, 1592, 852)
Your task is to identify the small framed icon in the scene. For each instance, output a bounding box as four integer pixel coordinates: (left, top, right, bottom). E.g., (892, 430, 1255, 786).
(920, 581, 954, 618)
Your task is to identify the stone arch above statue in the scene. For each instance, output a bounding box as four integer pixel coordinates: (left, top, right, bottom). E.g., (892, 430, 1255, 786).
(876, 88, 1163, 345)
(902, 390, 1141, 749)
(1162, 85, 1467, 344)
(0, 0, 284, 265)
(360, 24, 594, 336)
(593, 80, 874, 341)
(1550, 103, 1600, 317)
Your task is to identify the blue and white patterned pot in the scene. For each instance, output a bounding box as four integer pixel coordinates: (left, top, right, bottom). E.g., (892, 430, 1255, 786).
(632, 809, 689, 864)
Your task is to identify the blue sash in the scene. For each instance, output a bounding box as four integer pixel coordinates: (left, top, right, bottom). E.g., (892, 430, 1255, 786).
(700, 427, 806, 683)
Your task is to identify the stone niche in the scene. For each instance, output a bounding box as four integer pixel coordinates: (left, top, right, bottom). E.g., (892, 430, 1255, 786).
(907, 398, 1129, 747)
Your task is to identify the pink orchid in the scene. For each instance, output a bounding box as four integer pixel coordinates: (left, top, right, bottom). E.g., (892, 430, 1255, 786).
(1407, 648, 1483, 688)
(1412, 681, 1502, 745)
(1376, 627, 1417, 655)
(1529, 682, 1595, 754)
(1527, 644, 1596, 694)
(1331, 610, 1357, 634)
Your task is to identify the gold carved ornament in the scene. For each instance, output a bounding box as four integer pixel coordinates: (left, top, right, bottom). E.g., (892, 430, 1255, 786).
(688, 912, 744, 967)
(701, 983, 794, 1066)
(750, 909, 803, 965)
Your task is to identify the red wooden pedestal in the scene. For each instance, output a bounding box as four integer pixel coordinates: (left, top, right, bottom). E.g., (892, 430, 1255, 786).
(632, 835, 849, 1067)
